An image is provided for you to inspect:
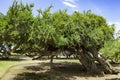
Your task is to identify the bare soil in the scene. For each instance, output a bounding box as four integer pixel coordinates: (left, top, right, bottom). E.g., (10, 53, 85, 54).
(1, 57, 120, 80)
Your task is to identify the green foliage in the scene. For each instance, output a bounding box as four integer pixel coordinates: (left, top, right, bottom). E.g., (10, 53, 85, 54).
(71, 11, 114, 50)
(0, 0, 34, 52)
(100, 39, 120, 62)
(0, 1, 115, 58)
(6, 0, 34, 42)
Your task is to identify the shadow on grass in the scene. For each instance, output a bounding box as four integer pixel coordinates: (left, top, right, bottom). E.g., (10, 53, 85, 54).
(0, 55, 32, 61)
(106, 78, 120, 80)
(13, 62, 99, 80)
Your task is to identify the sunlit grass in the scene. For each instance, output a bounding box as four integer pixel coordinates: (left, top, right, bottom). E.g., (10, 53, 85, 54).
(0, 60, 38, 78)
(0, 58, 79, 78)
(0, 61, 24, 78)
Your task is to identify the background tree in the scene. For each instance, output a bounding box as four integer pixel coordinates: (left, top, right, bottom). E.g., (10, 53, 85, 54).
(0, 0, 34, 55)
(100, 39, 120, 63)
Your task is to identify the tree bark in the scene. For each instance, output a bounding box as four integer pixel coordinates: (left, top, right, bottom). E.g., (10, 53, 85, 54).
(77, 48, 102, 74)
(76, 46, 119, 74)
(90, 48, 116, 74)
(50, 55, 54, 69)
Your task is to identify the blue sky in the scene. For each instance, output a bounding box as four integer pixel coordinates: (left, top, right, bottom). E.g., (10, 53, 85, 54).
(0, 0, 120, 33)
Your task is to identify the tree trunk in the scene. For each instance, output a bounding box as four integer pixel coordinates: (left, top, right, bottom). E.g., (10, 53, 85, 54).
(2, 52, 10, 59)
(50, 55, 54, 69)
(77, 47, 119, 74)
(11, 42, 21, 53)
(32, 55, 43, 60)
(77, 48, 102, 74)
(90, 48, 117, 74)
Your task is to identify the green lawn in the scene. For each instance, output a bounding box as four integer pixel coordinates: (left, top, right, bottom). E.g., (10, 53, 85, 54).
(0, 61, 22, 77)
(0, 60, 36, 78)
(0, 58, 79, 79)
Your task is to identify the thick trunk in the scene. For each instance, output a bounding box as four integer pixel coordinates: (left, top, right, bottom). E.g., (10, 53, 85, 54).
(96, 56, 113, 74)
(77, 48, 102, 74)
(90, 48, 117, 74)
(76, 46, 119, 74)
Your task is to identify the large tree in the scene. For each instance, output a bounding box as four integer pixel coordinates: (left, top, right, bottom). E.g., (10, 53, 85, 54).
(0, 0, 118, 74)
(28, 8, 116, 74)
(70, 11, 115, 74)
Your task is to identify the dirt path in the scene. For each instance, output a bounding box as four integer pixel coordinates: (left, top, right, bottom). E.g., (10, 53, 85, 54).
(1, 60, 49, 80)
(1, 60, 120, 80)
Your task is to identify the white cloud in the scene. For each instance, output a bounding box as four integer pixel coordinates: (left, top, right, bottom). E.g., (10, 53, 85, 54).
(114, 22, 120, 32)
(64, 0, 78, 3)
(107, 22, 120, 38)
(63, 1, 76, 8)
(62, 0, 78, 11)
(108, 22, 120, 35)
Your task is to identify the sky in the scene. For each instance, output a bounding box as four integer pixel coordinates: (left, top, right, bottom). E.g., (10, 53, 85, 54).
(0, 0, 120, 34)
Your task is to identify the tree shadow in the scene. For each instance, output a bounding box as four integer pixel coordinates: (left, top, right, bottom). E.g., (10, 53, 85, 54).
(106, 78, 120, 80)
(13, 62, 101, 80)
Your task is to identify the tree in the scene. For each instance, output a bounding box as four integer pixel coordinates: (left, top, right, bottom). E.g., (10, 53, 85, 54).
(100, 39, 120, 63)
(0, 0, 34, 55)
(0, 12, 12, 58)
(29, 9, 116, 74)
(0, 0, 118, 74)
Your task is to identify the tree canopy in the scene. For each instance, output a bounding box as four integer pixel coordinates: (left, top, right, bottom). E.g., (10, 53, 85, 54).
(0, 0, 117, 74)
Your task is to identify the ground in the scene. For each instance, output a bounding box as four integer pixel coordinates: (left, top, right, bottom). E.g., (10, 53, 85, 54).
(0, 56, 120, 80)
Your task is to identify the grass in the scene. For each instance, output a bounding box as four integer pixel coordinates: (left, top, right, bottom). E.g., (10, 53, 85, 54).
(0, 61, 25, 78)
(0, 57, 79, 79)
(0, 60, 40, 78)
